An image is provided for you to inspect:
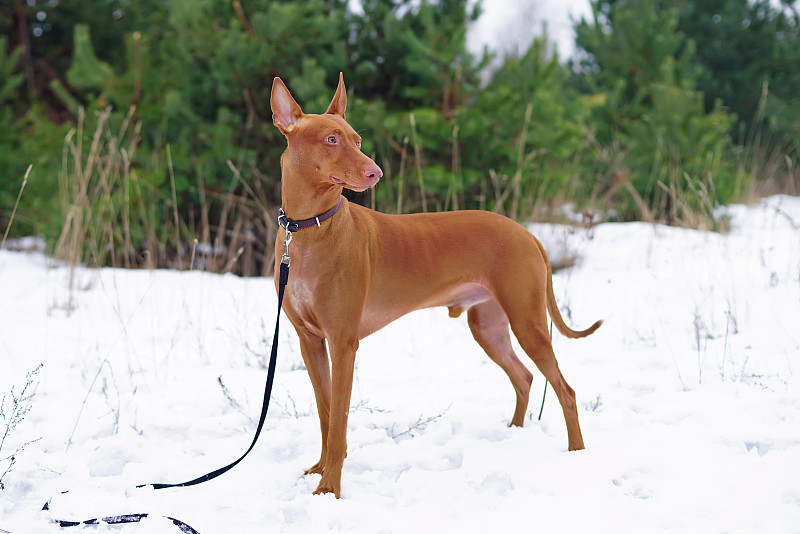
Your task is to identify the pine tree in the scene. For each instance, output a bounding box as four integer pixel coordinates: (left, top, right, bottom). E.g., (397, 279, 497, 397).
(573, 0, 738, 222)
(671, 0, 800, 152)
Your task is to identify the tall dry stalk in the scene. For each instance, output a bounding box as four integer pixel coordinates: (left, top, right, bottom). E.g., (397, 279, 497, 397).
(448, 124, 462, 211)
(409, 113, 427, 213)
(166, 144, 183, 269)
(397, 136, 409, 214)
(509, 102, 534, 220)
(0, 164, 32, 252)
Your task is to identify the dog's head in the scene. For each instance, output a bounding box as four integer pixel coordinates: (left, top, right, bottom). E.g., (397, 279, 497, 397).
(271, 73, 382, 192)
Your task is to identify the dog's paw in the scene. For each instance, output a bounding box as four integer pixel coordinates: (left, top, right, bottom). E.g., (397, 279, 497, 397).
(304, 462, 325, 475)
(313, 479, 340, 498)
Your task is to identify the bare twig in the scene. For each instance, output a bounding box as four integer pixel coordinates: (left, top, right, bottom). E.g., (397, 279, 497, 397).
(770, 202, 800, 230)
(66, 281, 155, 450)
(232, 1, 253, 35)
(389, 405, 451, 439)
(1, 364, 43, 490)
(218, 376, 254, 424)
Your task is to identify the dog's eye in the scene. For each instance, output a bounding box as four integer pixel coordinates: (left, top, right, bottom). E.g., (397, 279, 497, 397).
(357, 139, 362, 149)
(326, 135, 337, 144)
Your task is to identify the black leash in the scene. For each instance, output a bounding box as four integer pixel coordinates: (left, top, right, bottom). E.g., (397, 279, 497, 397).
(44, 201, 342, 531)
(42, 499, 200, 534)
(139, 260, 289, 490)
(43, 262, 288, 531)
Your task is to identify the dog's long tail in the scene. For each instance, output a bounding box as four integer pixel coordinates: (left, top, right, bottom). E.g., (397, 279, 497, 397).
(534, 237, 602, 339)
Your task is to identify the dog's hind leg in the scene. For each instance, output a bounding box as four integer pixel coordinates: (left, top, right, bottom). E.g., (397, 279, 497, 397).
(508, 316, 585, 450)
(467, 299, 534, 427)
(489, 251, 586, 451)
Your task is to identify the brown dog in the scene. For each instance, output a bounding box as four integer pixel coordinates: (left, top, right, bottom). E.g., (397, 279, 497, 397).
(271, 73, 601, 498)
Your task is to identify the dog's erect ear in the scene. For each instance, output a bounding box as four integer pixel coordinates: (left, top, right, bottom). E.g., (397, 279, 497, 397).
(325, 72, 347, 119)
(271, 77, 303, 135)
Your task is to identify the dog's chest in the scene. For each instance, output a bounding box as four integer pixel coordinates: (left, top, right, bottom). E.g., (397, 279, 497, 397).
(286, 275, 318, 314)
(282, 268, 334, 334)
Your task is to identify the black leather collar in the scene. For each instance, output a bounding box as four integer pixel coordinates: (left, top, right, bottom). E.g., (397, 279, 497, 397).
(278, 197, 343, 232)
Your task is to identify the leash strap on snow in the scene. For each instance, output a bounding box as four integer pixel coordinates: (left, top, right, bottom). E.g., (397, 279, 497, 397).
(42, 498, 200, 533)
(140, 260, 290, 490)
(46, 263, 289, 530)
(46, 239, 293, 530)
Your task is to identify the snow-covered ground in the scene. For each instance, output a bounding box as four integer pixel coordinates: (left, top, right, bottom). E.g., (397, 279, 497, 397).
(1, 196, 799, 533)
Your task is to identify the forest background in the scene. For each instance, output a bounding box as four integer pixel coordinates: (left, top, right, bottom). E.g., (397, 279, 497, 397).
(1, 0, 798, 276)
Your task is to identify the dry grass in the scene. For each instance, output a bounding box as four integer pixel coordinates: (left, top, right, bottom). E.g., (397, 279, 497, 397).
(738, 82, 799, 201)
(52, 106, 277, 282)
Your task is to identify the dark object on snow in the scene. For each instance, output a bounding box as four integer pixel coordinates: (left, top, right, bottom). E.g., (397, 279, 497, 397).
(42, 498, 200, 533)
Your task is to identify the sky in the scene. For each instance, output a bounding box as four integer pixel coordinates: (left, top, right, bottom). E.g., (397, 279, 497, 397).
(345, 0, 593, 61)
(466, 0, 592, 60)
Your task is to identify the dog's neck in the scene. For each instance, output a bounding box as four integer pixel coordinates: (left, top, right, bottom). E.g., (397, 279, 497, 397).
(279, 154, 344, 222)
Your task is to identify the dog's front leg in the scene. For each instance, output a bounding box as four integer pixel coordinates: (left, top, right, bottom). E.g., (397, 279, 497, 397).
(297, 331, 331, 475)
(313, 336, 358, 498)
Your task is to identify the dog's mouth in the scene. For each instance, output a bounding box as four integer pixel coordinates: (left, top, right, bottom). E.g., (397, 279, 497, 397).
(330, 174, 379, 192)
